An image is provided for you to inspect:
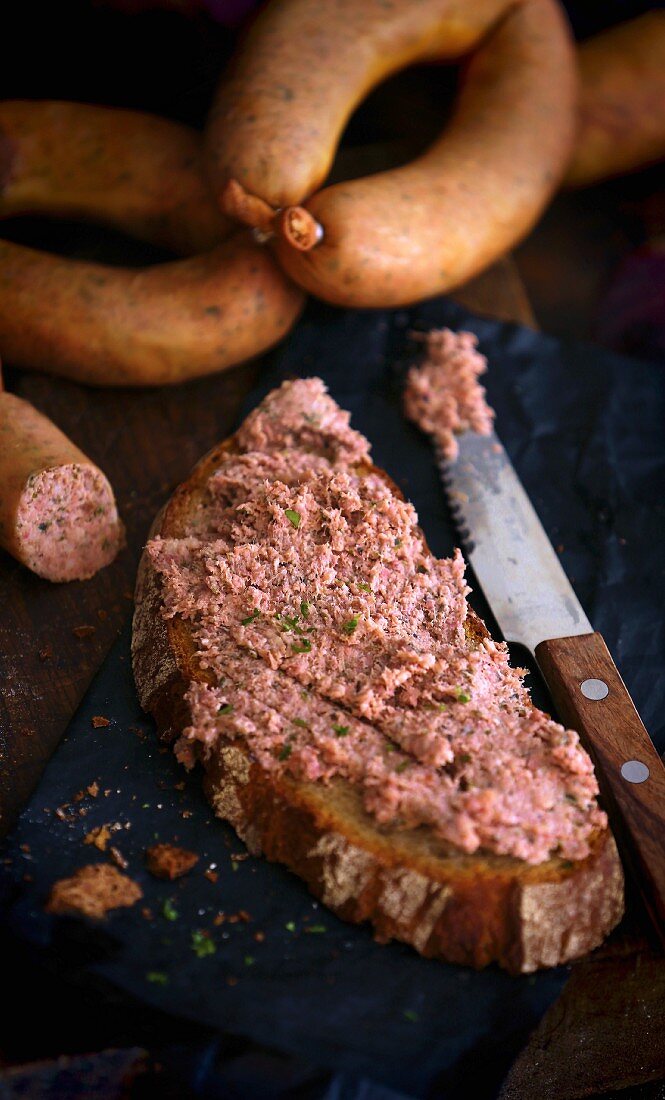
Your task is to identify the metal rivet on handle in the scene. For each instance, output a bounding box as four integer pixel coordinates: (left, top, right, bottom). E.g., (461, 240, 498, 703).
(580, 678, 609, 700)
(620, 760, 650, 784)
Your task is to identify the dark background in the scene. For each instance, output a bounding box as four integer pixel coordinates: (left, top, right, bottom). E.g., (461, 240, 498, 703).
(0, 2, 662, 1096)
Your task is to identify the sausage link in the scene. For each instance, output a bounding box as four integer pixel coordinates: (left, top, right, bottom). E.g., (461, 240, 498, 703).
(0, 100, 228, 254)
(205, 0, 518, 216)
(272, 0, 576, 307)
(0, 390, 124, 582)
(566, 13, 665, 188)
(0, 234, 304, 386)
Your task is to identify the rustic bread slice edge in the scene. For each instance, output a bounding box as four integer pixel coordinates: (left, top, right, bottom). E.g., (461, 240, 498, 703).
(132, 434, 625, 974)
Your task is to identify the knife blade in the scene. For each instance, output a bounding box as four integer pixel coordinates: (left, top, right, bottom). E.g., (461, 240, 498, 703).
(441, 428, 665, 941)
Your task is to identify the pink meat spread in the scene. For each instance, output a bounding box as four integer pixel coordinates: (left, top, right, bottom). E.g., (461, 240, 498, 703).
(404, 329, 494, 460)
(148, 377, 605, 865)
(16, 464, 123, 582)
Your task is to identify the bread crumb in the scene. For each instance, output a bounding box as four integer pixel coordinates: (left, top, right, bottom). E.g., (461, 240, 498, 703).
(91, 715, 111, 729)
(84, 825, 112, 851)
(145, 843, 199, 880)
(46, 864, 142, 919)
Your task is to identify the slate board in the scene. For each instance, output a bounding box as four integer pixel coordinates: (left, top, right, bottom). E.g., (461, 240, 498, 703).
(1, 298, 663, 1098)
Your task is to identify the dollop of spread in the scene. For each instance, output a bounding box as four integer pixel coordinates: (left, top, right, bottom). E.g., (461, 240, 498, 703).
(403, 329, 494, 459)
(149, 377, 605, 865)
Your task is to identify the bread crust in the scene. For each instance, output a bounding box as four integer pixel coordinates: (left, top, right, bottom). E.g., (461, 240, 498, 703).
(132, 434, 624, 973)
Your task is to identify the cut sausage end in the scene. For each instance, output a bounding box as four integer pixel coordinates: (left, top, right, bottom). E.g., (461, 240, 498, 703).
(221, 178, 277, 233)
(14, 464, 124, 582)
(278, 206, 323, 252)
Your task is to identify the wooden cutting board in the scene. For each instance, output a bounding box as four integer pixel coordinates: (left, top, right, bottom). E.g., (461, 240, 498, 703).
(0, 258, 663, 1097)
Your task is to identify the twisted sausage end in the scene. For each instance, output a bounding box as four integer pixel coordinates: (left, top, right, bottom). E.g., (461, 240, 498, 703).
(278, 205, 323, 252)
(222, 178, 277, 234)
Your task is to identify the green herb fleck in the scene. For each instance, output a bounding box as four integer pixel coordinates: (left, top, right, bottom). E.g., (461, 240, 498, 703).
(458, 754, 472, 765)
(241, 609, 260, 626)
(300, 600, 310, 618)
(357, 581, 371, 593)
(394, 538, 402, 547)
(341, 616, 359, 636)
(454, 688, 471, 704)
(191, 930, 215, 958)
(162, 898, 179, 922)
(146, 971, 169, 985)
(403, 1009, 419, 1023)
(396, 760, 410, 774)
(292, 717, 309, 728)
(218, 703, 234, 715)
(305, 924, 327, 934)
(291, 639, 312, 654)
(279, 743, 293, 761)
(565, 793, 579, 805)
(437, 702, 448, 711)
(385, 741, 398, 754)
(285, 921, 296, 933)
(244, 955, 256, 966)
(333, 724, 349, 737)
(284, 508, 301, 529)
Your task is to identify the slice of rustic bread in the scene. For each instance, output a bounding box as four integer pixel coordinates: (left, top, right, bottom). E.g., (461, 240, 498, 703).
(132, 433, 624, 973)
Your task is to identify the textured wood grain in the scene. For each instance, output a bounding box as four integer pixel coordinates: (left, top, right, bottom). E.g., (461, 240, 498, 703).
(537, 632, 665, 938)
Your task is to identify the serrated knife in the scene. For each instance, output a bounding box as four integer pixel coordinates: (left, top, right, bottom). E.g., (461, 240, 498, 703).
(441, 428, 665, 940)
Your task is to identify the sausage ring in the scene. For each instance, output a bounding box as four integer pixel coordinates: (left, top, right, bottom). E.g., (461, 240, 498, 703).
(206, 0, 576, 308)
(565, 12, 665, 188)
(0, 235, 304, 387)
(0, 100, 228, 255)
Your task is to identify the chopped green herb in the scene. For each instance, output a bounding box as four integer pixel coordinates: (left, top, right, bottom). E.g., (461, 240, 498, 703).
(300, 600, 310, 618)
(403, 1009, 419, 1023)
(292, 717, 309, 729)
(284, 508, 301, 529)
(162, 898, 178, 922)
(458, 753, 472, 765)
(454, 688, 471, 704)
(394, 538, 402, 547)
(291, 639, 312, 654)
(231, 861, 239, 872)
(218, 703, 234, 715)
(565, 793, 579, 805)
(244, 955, 256, 966)
(285, 921, 296, 933)
(304, 924, 327, 934)
(191, 930, 215, 958)
(279, 743, 293, 761)
(396, 760, 410, 774)
(241, 609, 260, 626)
(437, 702, 448, 711)
(341, 616, 359, 635)
(333, 724, 350, 737)
(146, 971, 169, 985)
(357, 581, 371, 593)
(385, 741, 398, 753)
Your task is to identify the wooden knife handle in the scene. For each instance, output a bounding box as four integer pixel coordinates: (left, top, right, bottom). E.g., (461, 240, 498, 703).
(536, 631, 665, 940)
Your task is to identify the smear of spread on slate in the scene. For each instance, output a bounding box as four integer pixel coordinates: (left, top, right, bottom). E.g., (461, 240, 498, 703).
(148, 376, 605, 864)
